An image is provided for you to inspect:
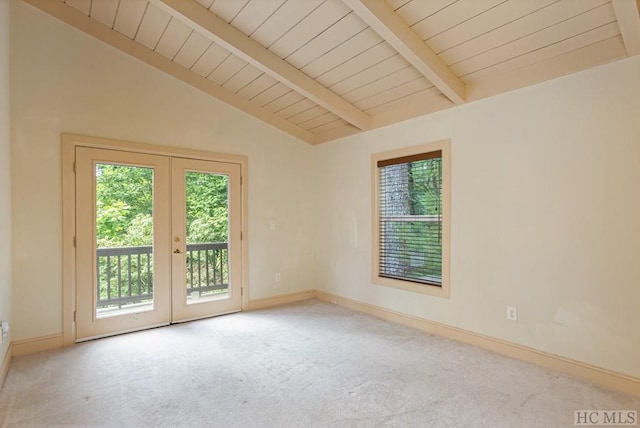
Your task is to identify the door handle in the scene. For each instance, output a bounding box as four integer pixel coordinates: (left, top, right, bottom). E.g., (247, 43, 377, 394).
(173, 248, 182, 254)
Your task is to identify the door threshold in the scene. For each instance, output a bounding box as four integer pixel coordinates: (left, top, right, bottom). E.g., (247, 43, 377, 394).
(170, 309, 242, 325)
(76, 322, 171, 343)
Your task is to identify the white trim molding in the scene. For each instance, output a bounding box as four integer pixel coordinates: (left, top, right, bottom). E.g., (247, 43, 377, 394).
(612, 0, 640, 56)
(0, 343, 12, 389)
(247, 290, 316, 311)
(11, 334, 64, 357)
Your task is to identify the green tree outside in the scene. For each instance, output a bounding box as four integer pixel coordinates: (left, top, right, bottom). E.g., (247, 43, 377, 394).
(95, 165, 229, 247)
(94, 164, 229, 308)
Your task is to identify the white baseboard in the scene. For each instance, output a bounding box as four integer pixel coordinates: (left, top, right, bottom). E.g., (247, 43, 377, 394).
(314, 290, 640, 398)
(0, 343, 12, 389)
(4, 291, 638, 398)
(247, 290, 315, 310)
(11, 334, 64, 357)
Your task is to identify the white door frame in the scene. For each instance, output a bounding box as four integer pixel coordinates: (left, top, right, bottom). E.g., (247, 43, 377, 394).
(62, 133, 249, 346)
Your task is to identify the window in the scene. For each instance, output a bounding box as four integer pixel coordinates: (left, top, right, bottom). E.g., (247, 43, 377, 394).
(372, 140, 450, 297)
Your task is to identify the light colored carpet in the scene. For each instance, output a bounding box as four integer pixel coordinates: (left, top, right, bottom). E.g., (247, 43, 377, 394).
(1, 299, 638, 427)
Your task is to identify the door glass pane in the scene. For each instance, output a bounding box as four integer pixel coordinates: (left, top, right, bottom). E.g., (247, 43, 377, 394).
(185, 171, 229, 304)
(95, 164, 154, 318)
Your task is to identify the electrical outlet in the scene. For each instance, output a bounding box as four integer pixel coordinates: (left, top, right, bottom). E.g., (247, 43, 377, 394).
(269, 220, 276, 230)
(507, 306, 518, 321)
(275, 273, 281, 282)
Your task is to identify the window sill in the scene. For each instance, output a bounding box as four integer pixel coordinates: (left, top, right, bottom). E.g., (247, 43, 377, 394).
(372, 274, 450, 298)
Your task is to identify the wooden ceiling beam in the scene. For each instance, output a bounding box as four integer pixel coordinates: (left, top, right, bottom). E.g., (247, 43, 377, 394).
(612, 0, 640, 56)
(23, 0, 316, 144)
(152, 0, 371, 131)
(343, 0, 466, 105)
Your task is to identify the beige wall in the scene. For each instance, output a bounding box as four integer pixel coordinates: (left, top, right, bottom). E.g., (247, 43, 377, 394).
(0, 0, 12, 364)
(314, 55, 640, 378)
(10, 2, 315, 341)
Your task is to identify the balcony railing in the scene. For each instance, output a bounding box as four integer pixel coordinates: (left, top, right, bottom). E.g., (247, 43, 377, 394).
(96, 242, 228, 311)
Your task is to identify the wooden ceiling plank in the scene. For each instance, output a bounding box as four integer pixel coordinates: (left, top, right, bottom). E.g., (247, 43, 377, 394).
(285, 12, 368, 70)
(369, 92, 453, 128)
(207, 55, 248, 86)
(356, 77, 434, 110)
(153, 0, 371, 130)
(341, 65, 422, 104)
(440, 0, 610, 65)
(135, 3, 172, 50)
(313, 92, 454, 144)
(208, 0, 250, 23)
(343, 0, 466, 104)
(24, 0, 314, 144)
(230, 0, 286, 36)
(307, 118, 348, 134)
(250, 0, 324, 48)
(298, 111, 341, 130)
(466, 36, 626, 101)
(155, 18, 193, 59)
(410, 0, 505, 41)
(330, 54, 410, 96)
(223, 65, 265, 94)
(428, 0, 557, 55)
(612, 0, 640, 56)
(387, 0, 412, 13)
(250, 82, 290, 106)
(268, 1, 351, 59)
(196, 0, 213, 8)
(464, 22, 621, 82)
(276, 98, 318, 120)
(289, 105, 328, 125)
(263, 90, 305, 113)
(173, 30, 212, 69)
(301, 28, 382, 78)
(396, 0, 457, 27)
(236, 73, 278, 100)
(313, 91, 454, 143)
(451, 4, 618, 77)
(365, 89, 442, 116)
(65, 0, 91, 16)
(315, 42, 397, 87)
(90, 0, 120, 28)
(190, 42, 230, 77)
(113, 0, 148, 39)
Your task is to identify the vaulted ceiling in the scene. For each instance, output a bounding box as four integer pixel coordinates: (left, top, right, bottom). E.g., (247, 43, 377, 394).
(24, 0, 640, 144)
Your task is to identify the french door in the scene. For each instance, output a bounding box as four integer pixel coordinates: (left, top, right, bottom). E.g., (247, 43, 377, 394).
(75, 147, 242, 341)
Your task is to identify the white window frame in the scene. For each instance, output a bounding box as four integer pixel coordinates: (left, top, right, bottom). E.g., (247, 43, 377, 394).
(371, 139, 451, 297)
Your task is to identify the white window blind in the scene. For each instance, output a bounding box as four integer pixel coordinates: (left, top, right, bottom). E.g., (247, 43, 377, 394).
(377, 151, 443, 286)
